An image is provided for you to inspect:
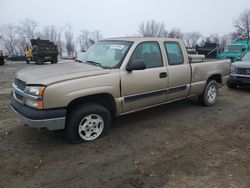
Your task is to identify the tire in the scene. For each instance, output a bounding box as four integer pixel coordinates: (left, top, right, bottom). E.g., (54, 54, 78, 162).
(51, 57, 58, 64)
(198, 80, 218, 106)
(0, 58, 4, 66)
(26, 58, 30, 64)
(36, 57, 43, 65)
(65, 103, 112, 143)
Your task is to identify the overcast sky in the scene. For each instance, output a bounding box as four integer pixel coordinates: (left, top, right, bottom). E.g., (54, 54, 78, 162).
(0, 0, 249, 38)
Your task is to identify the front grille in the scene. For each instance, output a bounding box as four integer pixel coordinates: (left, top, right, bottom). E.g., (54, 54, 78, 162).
(13, 92, 24, 104)
(237, 68, 250, 75)
(16, 93, 23, 101)
(14, 78, 26, 91)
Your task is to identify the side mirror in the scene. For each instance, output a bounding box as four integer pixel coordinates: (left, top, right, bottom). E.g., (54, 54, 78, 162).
(126, 59, 146, 72)
(242, 47, 247, 52)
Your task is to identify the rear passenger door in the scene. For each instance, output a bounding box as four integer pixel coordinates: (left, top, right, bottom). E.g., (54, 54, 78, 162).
(164, 41, 191, 101)
(120, 41, 168, 113)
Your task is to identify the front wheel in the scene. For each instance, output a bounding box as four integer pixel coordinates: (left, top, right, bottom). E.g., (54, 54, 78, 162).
(65, 103, 112, 143)
(26, 58, 30, 64)
(198, 80, 218, 106)
(36, 57, 43, 65)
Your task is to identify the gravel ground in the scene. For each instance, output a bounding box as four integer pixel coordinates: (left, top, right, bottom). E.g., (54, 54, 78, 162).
(0, 61, 250, 188)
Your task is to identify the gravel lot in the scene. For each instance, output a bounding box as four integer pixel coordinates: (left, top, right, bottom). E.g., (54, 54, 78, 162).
(0, 61, 250, 188)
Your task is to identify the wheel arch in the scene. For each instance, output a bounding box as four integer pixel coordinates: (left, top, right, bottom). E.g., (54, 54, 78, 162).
(66, 93, 117, 117)
(207, 74, 222, 83)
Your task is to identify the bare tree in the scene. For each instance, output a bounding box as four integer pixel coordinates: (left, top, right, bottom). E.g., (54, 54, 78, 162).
(56, 29, 63, 56)
(220, 34, 231, 48)
(168, 28, 184, 39)
(17, 19, 38, 43)
(78, 30, 90, 51)
(12, 19, 39, 53)
(138, 20, 167, 37)
(64, 24, 74, 54)
(233, 8, 250, 41)
(184, 32, 201, 47)
(92, 30, 103, 42)
(0, 23, 17, 53)
(42, 25, 58, 42)
(77, 30, 103, 51)
(205, 34, 220, 44)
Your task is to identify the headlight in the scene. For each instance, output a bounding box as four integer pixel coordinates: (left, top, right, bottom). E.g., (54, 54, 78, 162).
(24, 86, 45, 109)
(230, 66, 237, 74)
(25, 86, 45, 96)
(25, 98, 44, 109)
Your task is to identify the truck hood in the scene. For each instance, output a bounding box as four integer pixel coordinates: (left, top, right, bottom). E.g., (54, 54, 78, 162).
(232, 60, 250, 68)
(16, 62, 111, 85)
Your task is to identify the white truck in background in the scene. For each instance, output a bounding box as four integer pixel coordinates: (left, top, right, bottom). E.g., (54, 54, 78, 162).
(0, 35, 5, 65)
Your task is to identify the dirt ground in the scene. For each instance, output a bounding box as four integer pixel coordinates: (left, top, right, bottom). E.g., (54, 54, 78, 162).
(0, 61, 250, 188)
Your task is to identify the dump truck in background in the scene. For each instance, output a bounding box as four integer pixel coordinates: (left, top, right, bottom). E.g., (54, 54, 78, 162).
(0, 35, 5, 65)
(30, 38, 58, 65)
(196, 42, 220, 59)
(218, 40, 250, 62)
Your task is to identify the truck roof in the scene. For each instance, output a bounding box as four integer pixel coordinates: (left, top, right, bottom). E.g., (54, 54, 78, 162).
(103, 37, 182, 43)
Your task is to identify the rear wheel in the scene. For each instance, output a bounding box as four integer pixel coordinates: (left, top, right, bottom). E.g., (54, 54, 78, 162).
(65, 103, 112, 143)
(0, 58, 4, 65)
(36, 57, 43, 65)
(51, 56, 58, 64)
(198, 80, 218, 106)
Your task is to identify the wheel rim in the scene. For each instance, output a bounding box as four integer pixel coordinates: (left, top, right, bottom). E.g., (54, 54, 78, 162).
(207, 85, 217, 103)
(78, 114, 104, 141)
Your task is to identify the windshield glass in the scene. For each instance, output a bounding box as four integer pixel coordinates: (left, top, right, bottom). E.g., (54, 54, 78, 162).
(224, 45, 243, 53)
(77, 40, 133, 68)
(242, 51, 250, 61)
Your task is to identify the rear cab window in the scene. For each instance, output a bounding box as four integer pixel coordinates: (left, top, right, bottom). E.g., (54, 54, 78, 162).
(164, 42, 184, 65)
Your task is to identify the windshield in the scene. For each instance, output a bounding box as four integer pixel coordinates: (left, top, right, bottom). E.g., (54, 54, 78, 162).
(242, 51, 250, 61)
(224, 45, 244, 53)
(77, 40, 133, 68)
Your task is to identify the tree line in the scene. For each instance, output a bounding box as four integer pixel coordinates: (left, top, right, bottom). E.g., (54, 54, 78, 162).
(0, 8, 249, 55)
(0, 19, 103, 55)
(138, 8, 250, 48)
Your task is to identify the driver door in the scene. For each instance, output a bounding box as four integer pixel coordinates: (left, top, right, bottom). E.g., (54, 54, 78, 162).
(120, 41, 168, 113)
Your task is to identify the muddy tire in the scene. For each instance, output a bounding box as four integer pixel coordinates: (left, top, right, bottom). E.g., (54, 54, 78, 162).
(26, 58, 30, 64)
(198, 80, 218, 106)
(0, 58, 4, 66)
(65, 103, 112, 143)
(51, 57, 58, 64)
(36, 58, 43, 65)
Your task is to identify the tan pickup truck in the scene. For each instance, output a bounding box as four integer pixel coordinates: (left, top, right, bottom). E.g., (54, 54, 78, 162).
(11, 37, 230, 142)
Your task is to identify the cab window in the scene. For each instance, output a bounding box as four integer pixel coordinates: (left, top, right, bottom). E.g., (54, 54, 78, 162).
(130, 42, 163, 68)
(164, 42, 184, 65)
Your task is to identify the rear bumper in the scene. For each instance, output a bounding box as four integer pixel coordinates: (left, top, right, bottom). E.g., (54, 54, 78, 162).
(11, 96, 66, 130)
(228, 74, 250, 85)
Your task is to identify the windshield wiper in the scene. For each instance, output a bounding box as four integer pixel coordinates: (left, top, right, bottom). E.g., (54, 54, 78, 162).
(85, 60, 109, 69)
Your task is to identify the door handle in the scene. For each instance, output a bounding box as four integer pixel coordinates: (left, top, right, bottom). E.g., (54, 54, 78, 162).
(159, 72, 167, 78)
